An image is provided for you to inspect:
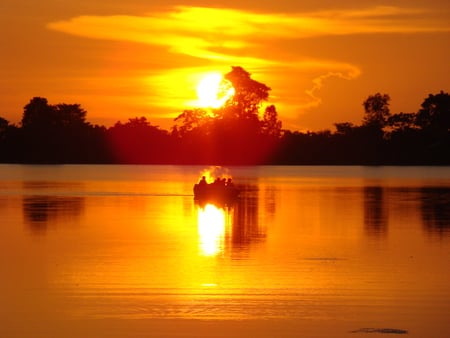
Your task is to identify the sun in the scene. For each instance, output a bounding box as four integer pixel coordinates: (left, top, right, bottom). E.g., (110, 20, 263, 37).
(196, 72, 235, 108)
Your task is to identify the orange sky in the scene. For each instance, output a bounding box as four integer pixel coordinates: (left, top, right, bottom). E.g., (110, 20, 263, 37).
(1, 0, 449, 131)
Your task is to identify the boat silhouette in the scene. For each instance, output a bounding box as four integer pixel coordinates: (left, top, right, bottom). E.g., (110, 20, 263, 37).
(193, 177, 239, 206)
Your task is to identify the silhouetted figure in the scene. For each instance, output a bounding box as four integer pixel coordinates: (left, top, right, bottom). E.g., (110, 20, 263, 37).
(213, 178, 223, 187)
(199, 176, 207, 186)
(226, 178, 234, 188)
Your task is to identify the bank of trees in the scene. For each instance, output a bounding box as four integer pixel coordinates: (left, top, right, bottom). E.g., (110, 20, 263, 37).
(0, 67, 448, 164)
(326, 91, 450, 164)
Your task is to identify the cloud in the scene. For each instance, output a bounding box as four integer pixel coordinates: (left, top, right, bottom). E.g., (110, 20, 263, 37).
(46, 6, 449, 127)
(300, 61, 361, 110)
(47, 5, 448, 61)
(47, 5, 449, 75)
(48, 6, 450, 49)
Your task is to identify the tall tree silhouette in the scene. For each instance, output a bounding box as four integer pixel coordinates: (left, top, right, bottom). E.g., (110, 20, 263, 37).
(362, 93, 391, 129)
(416, 91, 450, 133)
(223, 66, 270, 120)
(172, 66, 280, 164)
(262, 105, 282, 138)
(22, 97, 88, 130)
(19, 97, 98, 163)
(22, 97, 55, 129)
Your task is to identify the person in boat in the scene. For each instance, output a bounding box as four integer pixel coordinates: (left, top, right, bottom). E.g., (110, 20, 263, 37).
(226, 178, 234, 188)
(198, 176, 207, 186)
(213, 177, 225, 187)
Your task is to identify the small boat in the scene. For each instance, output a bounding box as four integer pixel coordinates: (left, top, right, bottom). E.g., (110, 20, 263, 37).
(193, 178, 239, 205)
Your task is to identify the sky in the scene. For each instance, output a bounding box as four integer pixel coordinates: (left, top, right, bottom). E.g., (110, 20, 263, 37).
(1, 0, 449, 131)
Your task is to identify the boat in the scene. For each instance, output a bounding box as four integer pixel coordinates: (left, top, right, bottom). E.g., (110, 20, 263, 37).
(193, 177, 239, 205)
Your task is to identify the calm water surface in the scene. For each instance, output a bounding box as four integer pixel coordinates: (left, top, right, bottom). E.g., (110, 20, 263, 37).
(1, 165, 449, 338)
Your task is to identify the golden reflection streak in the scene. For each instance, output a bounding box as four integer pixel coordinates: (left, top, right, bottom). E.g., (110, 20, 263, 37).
(197, 204, 226, 256)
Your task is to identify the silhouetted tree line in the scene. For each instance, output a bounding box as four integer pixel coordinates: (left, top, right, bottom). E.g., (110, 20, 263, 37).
(0, 67, 448, 165)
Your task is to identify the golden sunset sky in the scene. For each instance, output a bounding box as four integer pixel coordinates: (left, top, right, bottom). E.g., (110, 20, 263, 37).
(1, 0, 449, 131)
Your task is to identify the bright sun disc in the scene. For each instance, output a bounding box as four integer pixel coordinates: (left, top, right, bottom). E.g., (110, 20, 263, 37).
(196, 73, 235, 108)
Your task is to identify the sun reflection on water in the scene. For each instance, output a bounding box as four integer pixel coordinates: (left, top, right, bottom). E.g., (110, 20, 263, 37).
(197, 203, 226, 256)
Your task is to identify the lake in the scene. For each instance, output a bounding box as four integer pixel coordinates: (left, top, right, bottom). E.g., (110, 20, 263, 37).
(1, 165, 449, 337)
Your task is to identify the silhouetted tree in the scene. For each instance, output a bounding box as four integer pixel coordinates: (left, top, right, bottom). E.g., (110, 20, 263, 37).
(223, 66, 270, 120)
(171, 66, 279, 164)
(54, 103, 87, 127)
(22, 97, 89, 131)
(16, 97, 105, 163)
(416, 91, 450, 133)
(22, 97, 55, 129)
(412, 91, 450, 164)
(387, 112, 417, 133)
(334, 122, 356, 135)
(383, 112, 422, 163)
(0, 116, 22, 162)
(0, 117, 9, 159)
(262, 105, 282, 137)
(359, 93, 391, 163)
(362, 93, 391, 129)
(108, 116, 172, 163)
(172, 108, 210, 137)
(0, 117, 8, 138)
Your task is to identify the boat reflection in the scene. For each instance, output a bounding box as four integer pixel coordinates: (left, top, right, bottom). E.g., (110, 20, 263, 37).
(195, 184, 268, 258)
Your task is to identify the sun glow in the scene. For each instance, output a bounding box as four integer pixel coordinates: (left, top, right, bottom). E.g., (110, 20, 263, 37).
(196, 73, 235, 108)
(197, 204, 226, 256)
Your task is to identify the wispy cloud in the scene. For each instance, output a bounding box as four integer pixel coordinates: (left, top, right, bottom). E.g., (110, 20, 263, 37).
(48, 6, 448, 56)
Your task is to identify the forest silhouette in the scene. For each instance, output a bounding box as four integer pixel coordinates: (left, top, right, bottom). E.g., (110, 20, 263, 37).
(0, 67, 449, 165)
